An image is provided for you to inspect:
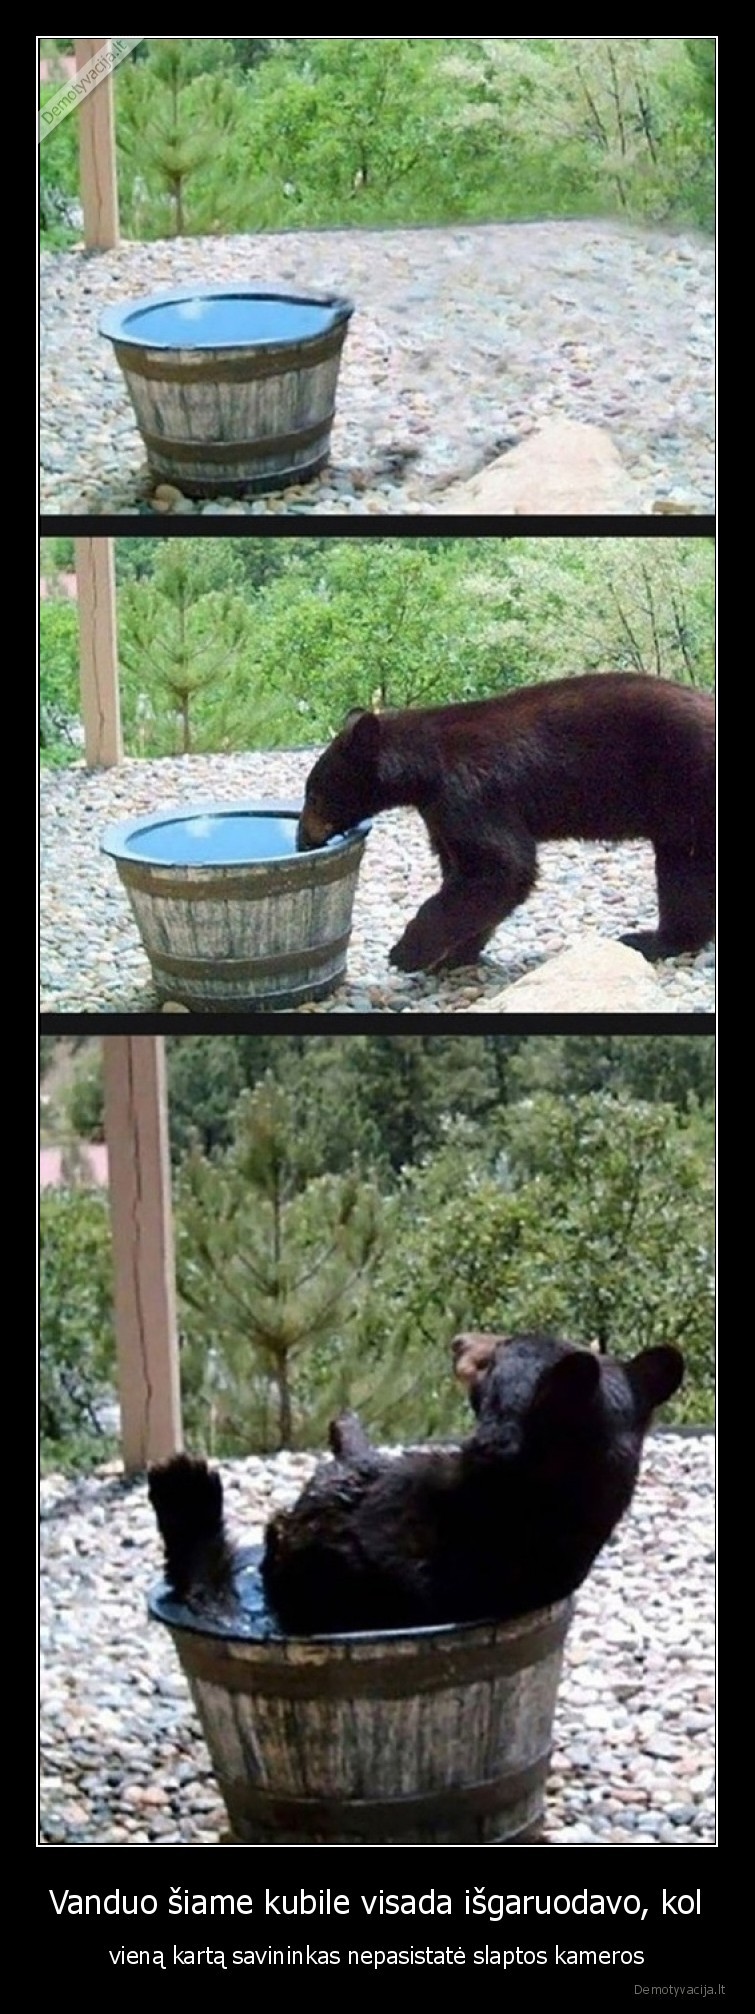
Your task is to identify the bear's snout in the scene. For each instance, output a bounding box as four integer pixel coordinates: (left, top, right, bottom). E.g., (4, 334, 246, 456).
(297, 805, 335, 852)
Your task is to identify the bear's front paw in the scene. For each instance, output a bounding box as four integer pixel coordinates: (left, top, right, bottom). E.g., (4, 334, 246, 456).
(389, 922, 439, 972)
(329, 1411, 371, 1460)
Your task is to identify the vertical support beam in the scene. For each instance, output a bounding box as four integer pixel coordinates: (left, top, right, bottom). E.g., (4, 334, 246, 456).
(103, 1038, 182, 1472)
(74, 535, 122, 768)
(73, 38, 120, 250)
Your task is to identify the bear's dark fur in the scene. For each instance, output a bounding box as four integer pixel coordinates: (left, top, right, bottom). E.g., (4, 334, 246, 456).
(148, 1333, 683, 1635)
(296, 676, 715, 967)
(148, 1455, 236, 1606)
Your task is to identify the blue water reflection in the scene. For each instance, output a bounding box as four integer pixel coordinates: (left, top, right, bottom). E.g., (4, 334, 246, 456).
(120, 294, 342, 348)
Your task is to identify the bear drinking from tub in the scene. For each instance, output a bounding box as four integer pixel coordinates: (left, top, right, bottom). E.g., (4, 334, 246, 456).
(295, 676, 715, 971)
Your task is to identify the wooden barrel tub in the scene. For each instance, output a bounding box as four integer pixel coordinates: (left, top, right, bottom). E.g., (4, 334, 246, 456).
(101, 802, 370, 1010)
(149, 1550, 574, 1845)
(100, 287, 354, 496)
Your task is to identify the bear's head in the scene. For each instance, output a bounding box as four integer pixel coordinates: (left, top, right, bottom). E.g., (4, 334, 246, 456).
(297, 709, 381, 850)
(463, 1331, 684, 1476)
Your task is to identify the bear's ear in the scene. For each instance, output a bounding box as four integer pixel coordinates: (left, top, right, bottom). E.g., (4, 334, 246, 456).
(626, 1345, 685, 1415)
(339, 708, 382, 759)
(530, 1349, 601, 1427)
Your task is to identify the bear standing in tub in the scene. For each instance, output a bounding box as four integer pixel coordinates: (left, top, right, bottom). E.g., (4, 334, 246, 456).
(149, 1333, 684, 1635)
(296, 675, 715, 969)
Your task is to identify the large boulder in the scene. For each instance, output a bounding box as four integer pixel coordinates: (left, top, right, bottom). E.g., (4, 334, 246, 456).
(471, 935, 667, 1013)
(438, 420, 643, 516)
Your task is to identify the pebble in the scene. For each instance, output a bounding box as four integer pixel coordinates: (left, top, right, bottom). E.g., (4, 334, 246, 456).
(39, 747, 714, 1014)
(40, 220, 714, 515)
(39, 1433, 714, 1844)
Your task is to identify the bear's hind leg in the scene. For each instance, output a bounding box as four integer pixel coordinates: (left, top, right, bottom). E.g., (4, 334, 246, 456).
(622, 847, 715, 960)
(148, 1453, 237, 1604)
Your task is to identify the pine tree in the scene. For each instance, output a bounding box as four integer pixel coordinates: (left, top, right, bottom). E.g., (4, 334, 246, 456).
(117, 41, 241, 236)
(175, 1076, 384, 1451)
(117, 545, 252, 757)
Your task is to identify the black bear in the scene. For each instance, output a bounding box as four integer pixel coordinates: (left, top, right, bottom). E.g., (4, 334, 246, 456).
(296, 675, 715, 967)
(149, 1333, 683, 1635)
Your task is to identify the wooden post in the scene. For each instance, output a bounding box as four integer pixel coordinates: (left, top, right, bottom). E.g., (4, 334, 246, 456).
(103, 1038, 183, 1472)
(73, 37, 120, 250)
(74, 536, 122, 768)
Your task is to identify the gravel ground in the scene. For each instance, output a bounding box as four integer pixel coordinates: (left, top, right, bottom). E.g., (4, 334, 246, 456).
(39, 219, 714, 516)
(39, 1432, 714, 1846)
(40, 749, 714, 1015)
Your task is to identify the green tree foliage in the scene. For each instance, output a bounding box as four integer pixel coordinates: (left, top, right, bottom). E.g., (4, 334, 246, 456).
(114, 538, 177, 585)
(115, 543, 284, 757)
(164, 1035, 359, 1165)
(41, 37, 714, 246)
(175, 1076, 384, 1451)
(179, 1033, 509, 1181)
(116, 41, 244, 237)
(228, 39, 305, 74)
(65, 1054, 107, 1142)
(328, 1035, 501, 1177)
(61, 1036, 313, 1164)
(40, 1036, 58, 1079)
(64, 1031, 714, 1163)
(41, 535, 75, 573)
(448, 38, 714, 226)
(161, 1038, 249, 1160)
(232, 38, 475, 230)
(506, 1034, 715, 1111)
(685, 39, 716, 117)
(40, 1189, 116, 1467)
(39, 79, 80, 247)
(39, 535, 714, 766)
(500, 1094, 713, 1389)
(459, 537, 715, 690)
(42, 1034, 714, 1467)
(39, 599, 80, 762)
(113, 534, 302, 596)
(363, 1090, 713, 1429)
(238, 539, 507, 739)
